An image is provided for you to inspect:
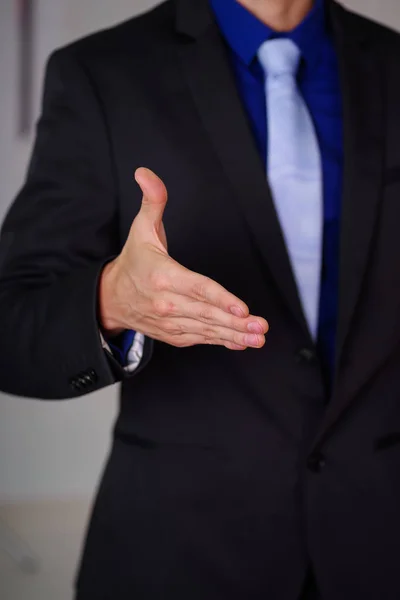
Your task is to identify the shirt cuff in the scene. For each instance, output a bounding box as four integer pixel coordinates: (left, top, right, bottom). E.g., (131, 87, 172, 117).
(100, 330, 145, 373)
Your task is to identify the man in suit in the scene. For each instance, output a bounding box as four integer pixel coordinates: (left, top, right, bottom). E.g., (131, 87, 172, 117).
(1, 0, 400, 597)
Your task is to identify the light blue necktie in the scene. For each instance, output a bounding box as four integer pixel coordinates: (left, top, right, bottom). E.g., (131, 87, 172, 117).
(257, 39, 323, 340)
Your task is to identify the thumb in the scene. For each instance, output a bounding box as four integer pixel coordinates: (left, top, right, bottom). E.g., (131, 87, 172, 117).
(135, 167, 168, 227)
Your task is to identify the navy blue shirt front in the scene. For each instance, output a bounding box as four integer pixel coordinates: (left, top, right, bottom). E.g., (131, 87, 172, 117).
(210, 0, 343, 383)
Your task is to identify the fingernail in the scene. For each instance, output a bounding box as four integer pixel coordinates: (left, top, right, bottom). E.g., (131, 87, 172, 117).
(244, 334, 260, 346)
(230, 306, 245, 317)
(247, 322, 263, 334)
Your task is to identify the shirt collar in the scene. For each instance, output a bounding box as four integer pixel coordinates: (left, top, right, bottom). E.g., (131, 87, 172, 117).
(209, 0, 328, 70)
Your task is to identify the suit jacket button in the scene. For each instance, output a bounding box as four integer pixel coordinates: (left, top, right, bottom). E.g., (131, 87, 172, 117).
(87, 369, 98, 383)
(307, 453, 326, 473)
(296, 348, 316, 364)
(70, 378, 81, 391)
(79, 376, 89, 387)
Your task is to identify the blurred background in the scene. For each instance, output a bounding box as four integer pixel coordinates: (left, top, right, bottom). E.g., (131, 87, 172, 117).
(0, 0, 399, 598)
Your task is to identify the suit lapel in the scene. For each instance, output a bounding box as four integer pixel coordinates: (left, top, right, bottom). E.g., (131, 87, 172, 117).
(175, 0, 311, 339)
(175, 0, 386, 440)
(331, 1, 385, 375)
(315, 2, 385, 445)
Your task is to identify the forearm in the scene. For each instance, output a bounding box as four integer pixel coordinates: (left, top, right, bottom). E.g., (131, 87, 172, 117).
(0, 259, 117, 399)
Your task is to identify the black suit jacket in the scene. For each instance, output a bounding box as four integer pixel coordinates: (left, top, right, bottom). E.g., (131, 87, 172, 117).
(2, 1, 400, 598)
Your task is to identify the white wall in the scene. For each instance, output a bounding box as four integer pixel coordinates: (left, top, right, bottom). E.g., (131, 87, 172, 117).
(0, 0, 400, 504)
(0, 0, 157, 505)
(344, 0, 400, 24)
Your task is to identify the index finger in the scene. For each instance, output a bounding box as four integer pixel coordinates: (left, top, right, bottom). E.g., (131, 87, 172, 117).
(176, 267, 250, 317)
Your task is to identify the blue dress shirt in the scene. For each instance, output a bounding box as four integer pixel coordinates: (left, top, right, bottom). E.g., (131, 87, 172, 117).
(107, 0, 343, 384)
(106, 328, 136, 365)
(210, 0, 343, 382)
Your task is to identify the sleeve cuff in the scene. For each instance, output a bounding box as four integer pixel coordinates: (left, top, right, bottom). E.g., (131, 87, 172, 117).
(100, 330, 145, 373)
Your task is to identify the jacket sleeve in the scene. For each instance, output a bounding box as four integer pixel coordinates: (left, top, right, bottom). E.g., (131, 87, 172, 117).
(0, 48, 153, 400)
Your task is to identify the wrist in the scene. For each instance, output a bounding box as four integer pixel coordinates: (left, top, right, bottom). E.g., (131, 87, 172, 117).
(98, 259, 126, 336)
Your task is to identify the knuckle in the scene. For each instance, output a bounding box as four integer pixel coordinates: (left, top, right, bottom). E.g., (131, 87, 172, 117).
(229, 316, 241, 330)
(202, 325, 217, 339)
(191, 277, 211, 300)
(162, 320, 178, 334)
(163, 320, 188, 336)
(198, 306, 214, 321)
(153, 298, 174, 318)
(233, 332, 245, 346)
(175, 321, 188, 334)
